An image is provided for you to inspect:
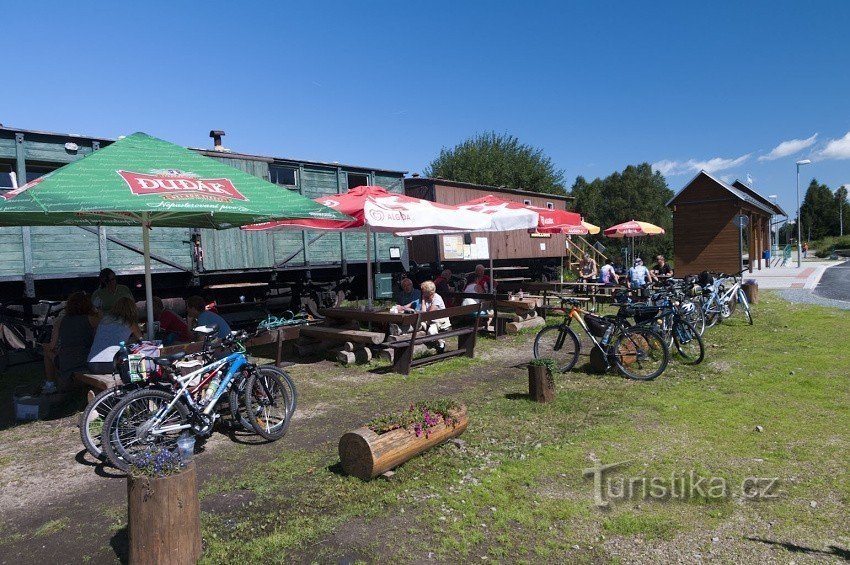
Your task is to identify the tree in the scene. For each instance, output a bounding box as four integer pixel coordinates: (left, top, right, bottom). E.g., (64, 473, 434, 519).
(570, 163, 674, 262)
(424, 132, 566, 195)
(799, 179, 837, 240)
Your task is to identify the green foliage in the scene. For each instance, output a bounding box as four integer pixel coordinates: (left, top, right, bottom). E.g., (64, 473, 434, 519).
(528, 357, 558, 373)
(424, 132, 566, 195)
(367, 399, 461, 436)
(799, 179, 849, 241)
(571, 164, 674, 262)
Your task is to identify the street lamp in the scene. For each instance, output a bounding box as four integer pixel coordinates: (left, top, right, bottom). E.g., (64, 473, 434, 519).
(795, 159, 811, 268)
(768, 194, 778, 252)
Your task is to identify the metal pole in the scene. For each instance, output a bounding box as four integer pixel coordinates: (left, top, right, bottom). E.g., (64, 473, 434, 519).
(796, 163, 803, 268)
(366, 224, 373, 309)
(142, 215, 155, 340)
(739, 219, 744, 273)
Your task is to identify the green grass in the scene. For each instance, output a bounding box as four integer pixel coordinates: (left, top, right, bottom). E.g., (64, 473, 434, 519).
(34, 517, 70, 537)
(197, 293, 850, 562)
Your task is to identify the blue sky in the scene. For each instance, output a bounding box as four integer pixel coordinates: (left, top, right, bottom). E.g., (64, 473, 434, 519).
(3, 1, 849, 215)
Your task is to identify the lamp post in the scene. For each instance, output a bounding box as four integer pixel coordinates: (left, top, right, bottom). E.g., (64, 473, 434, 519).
(768, 194, 778, 253)
(795, 159, 811, 268)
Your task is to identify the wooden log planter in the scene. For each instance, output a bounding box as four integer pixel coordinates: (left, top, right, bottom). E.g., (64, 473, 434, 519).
(127, 462, 202, 565)
(338, 405, 468, 480)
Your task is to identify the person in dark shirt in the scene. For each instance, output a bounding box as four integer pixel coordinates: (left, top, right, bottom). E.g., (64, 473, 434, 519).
(434, 269, 453, 297)
(652, 255, 674, 279)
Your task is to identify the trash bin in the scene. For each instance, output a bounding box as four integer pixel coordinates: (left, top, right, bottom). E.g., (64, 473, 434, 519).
(743, 280, 758, 304)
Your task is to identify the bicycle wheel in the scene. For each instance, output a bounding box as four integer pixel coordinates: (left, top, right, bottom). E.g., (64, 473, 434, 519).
(102, 389, 191, 471)
(79, 385, 135, 460)
(610, 328, 668, 381)
(736, 289, 753, 325)
(533, 325, 580, 372)
(257, 365, 297, 414)
(242, 368, 291, 441)
(681, 299, 705, 336)
(673, 319, 704, 365)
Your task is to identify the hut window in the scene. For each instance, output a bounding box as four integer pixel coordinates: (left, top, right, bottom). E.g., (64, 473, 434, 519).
(546, 202, 554, 209)
(269, 165, 297, 188)
(347, 173, 369, 189)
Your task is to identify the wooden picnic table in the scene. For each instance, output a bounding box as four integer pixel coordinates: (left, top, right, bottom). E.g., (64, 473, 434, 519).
(494, 277, 532, 283)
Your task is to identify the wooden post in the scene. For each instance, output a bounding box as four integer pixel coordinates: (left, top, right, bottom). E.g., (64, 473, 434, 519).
(748, 213, 755, 273)
(127, 462, 202, 565)
(528, 365, 555, 403)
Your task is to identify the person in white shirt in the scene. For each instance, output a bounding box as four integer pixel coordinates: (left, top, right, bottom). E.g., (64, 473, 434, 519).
(627, 257, 656, 289)
(599, 259, 619, 286)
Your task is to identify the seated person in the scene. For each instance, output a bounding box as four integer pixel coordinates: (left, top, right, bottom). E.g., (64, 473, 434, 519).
(652, 255, 673, 279)
(186, 295, 231, 339)
(599, 259, 619, 286)
(153, 296, 189, 345)
(627, 257, 656, 290)
(45, 291, 100, 390)
(413, 281, 450, 353)
(579, 253, 598, 282)
(461, 273, 484, 306)
(474, 264, 493, 293)
(434, 269, 453, 297)
(393, 277, 421, 309)
(87, 296, 142, 374)
(92, 268, 133, 314)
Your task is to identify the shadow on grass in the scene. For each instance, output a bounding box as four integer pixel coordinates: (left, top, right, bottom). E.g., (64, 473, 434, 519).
(744, 537, 850, 560)
(504, 392, 531, 401)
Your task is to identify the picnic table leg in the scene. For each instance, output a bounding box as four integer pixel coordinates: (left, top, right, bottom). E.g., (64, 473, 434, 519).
(459, 305, 481, 358)
(392, 315, 420, 375)
(275, 329, 284, 366)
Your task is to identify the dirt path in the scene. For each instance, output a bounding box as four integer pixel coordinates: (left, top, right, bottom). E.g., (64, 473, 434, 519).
(0, 338, 531, 564)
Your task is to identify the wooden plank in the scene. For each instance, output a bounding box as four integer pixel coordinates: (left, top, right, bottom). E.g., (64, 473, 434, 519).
(301, 326, 385, 345)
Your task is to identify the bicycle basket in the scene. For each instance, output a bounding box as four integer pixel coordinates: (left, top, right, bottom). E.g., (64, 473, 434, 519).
(584, 313, 612, 338)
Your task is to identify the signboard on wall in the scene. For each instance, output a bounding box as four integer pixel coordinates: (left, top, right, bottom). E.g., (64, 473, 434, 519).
(442, 235, 489, 260)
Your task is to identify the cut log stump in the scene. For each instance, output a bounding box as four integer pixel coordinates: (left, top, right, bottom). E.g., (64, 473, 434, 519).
(127, 462, 202, 565)
(338, 405, 468, 480)
(528, 365, 555, 403)
(505, 316, 546, 334)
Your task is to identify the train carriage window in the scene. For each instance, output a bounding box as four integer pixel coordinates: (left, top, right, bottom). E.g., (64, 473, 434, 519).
(0, 163, 13, 193)
(523, 199, 531, 205)
(546, 202, 554, 209)
(269, 165, 297, 188)
(347, 173, 369, 190)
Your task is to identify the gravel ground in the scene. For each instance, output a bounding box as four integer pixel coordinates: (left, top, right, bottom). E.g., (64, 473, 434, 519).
(778, 288, 850, 310)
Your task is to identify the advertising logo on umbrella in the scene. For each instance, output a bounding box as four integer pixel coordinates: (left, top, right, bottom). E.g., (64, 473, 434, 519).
(117, 169, 248, 203)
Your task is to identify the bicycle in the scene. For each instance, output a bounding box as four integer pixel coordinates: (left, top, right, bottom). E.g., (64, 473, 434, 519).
(697, 271, 753, 327)
(101, 328, 294, 470)
(533, 298, 669, 381)
(621, 302, 705, 365)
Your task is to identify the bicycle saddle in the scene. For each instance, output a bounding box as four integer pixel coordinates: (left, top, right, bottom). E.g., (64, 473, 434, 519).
(153, 351, 187, 366)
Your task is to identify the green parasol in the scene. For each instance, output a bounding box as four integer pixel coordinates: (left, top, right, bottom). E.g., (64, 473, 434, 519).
(0, 132, 351, 337)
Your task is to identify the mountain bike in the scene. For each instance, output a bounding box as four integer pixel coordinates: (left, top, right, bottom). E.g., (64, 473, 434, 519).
(101, 329, 293, 470)
(698, 271, 753, 327)
(0, 299, 62, 375)
(621, 303, 705, 365)
(533, 298, 669, 381)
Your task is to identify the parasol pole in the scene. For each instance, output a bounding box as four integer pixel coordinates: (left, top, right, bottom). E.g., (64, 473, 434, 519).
(366, 223, 373, 309)
(141, 214, 155, 340)
(489, 234, 494, 294)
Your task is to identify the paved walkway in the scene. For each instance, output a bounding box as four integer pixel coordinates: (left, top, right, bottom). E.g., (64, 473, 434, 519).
(739, 259, 841, 290)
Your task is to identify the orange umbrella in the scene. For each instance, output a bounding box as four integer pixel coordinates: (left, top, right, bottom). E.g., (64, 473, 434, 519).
(604, 220, 665, 264)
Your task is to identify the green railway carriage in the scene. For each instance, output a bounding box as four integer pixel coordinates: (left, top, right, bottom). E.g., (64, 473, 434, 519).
(0, 126, 406, 298)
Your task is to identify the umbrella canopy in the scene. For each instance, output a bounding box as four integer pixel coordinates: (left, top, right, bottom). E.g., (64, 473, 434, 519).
(243, 185, 493, 233)
(394, 194, 539, 236)
(539, 219, 601, 235)
(0, 132, 349, 228)
(0, 132, 351, 337)
(603, 220, 665, 238)
(604, 220, 666, 266)
(243, 186, 494, 306)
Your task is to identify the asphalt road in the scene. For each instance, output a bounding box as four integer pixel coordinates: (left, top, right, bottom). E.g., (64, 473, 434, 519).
(814, 260, 850, 302)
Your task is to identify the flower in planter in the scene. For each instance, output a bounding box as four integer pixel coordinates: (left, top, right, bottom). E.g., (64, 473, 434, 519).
(131, 445, 186, 478)
(368, 399, 460, 439)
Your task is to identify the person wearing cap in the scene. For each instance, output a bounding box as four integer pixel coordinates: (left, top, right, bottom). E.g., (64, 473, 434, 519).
(627, 257, 656, 290)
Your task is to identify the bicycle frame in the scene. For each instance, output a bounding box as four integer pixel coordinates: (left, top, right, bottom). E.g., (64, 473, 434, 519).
(147, 351, 249, 436)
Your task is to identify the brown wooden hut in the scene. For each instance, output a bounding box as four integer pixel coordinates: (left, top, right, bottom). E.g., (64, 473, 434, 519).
(667, 171, 786, 276)
(403, 178, 574, 266)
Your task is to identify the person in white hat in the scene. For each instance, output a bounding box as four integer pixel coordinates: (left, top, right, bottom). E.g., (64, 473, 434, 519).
(627, 257, 656, 290)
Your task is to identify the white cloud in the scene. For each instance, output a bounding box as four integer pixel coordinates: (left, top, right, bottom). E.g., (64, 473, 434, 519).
(652, 153, 750, 177)
(816, 131, 850, 160)
(758, 133, 818, 161)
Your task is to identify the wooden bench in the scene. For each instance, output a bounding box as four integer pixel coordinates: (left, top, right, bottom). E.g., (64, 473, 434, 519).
(385, 303, 483, 375)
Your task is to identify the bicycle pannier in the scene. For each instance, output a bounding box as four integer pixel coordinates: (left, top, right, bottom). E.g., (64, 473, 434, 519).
(584, 313, 611, 338)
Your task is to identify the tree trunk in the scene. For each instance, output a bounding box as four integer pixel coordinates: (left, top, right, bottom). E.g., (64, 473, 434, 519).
(128, 462, 202, 565)
(338, 405, 468, 480)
